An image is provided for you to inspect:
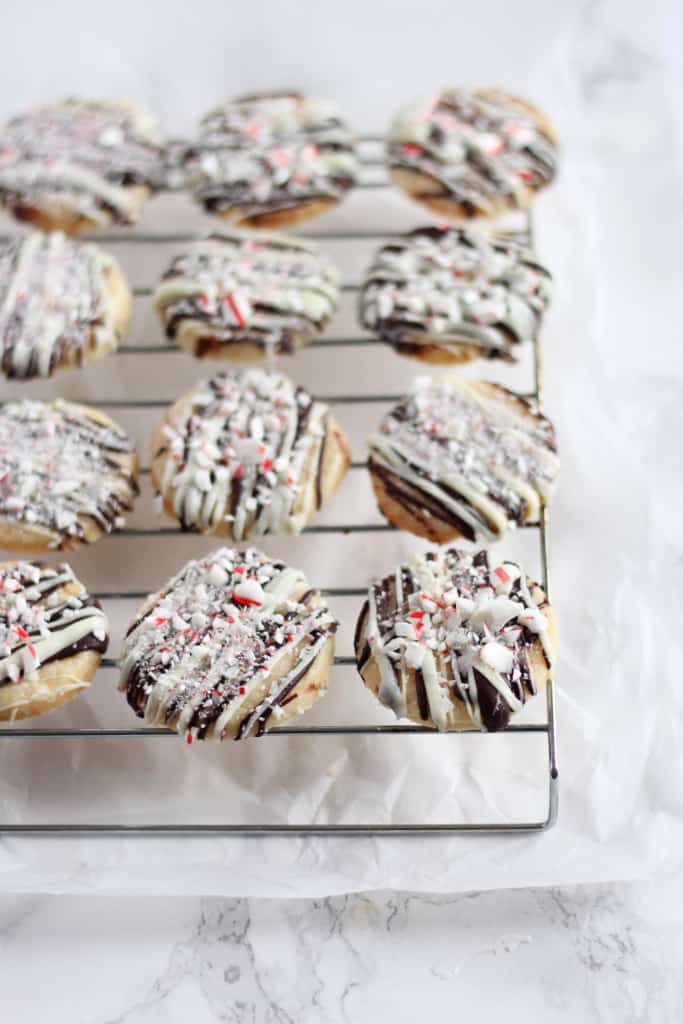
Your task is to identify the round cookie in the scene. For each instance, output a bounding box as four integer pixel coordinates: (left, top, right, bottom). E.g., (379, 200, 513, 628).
(359, 226, 552, 365)
(0, 560, 108, 722)
(0, 398, 139, 552)
(119, 547, 338, 741)
(151, 368, 350, 540)
(154, 231, 339, 360)
(0, 98, 166, 233)
(368, 375, 559, 544)
(355, 547, 557, 732)
(388, 88, 558, 220)
(181, 91, 358, 227)
(0, 230, 131, 379)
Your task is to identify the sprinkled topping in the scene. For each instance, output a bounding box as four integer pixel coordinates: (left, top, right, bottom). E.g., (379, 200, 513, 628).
(154, 231, 339, 358)
(360, 226, 552, 362)
(0, 98, 166, 227)
(152, 368, 340, 540)
(388, 88, 557, 217)
(0, 399, 138, 547)
(0, 561, 108, 687)
(0, 231, 127, 379)
(356, 548, 554, 732)
(233, 578, 266, 606)
(180, 92, 358, 221)
(120, 547, 337, 741)
(368, 376, 559, 542)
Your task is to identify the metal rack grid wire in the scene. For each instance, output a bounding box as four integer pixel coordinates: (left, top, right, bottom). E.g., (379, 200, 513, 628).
(0, 134, 558, 835)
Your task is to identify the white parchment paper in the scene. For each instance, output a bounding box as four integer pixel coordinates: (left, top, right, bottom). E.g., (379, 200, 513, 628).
(1, 11, 682, 893)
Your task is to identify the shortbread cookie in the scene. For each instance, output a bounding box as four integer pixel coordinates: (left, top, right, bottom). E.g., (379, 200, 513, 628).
(0, 231, 131, 379)
(388, 88, 557, 220)
(359, 226, 552, 364)
(154, 231, 339, 360)
(120, 547, 337, 741)
(180, 91, 357, 227)
(0, 399, 139, 551)
(368, 376, 559, 544)
(0, 560, 108, 722)
(0, 98, 166, 233)
(151, 368, 350, 540)
(355, 547, 557, 732)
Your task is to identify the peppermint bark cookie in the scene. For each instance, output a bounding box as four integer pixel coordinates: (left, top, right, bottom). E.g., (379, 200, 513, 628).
(368, 376, 559, 544)
(0, 231, 131, 379)
(154, 231, 339, 360)
(355, 548, 557, 732)
(181, 91, 357, 227)
(0, 98, 166, 233)
(0, 561, 108, 722)
(359, 226, 552, 365)
(388, 88, 557, 220)
(151, 368, 350, 540)
(120, 547, 337, 741)
(0, 399, 139, 552)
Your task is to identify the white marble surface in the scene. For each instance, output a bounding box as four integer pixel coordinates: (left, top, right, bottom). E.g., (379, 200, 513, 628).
(1, 0, 683, 1013)
(1, 880, 682, 1021)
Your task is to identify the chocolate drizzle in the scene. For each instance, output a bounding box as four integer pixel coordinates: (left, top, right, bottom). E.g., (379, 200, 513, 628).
(0, 562, 108, 689)
(0, 398, 138, 546)
(0, 98, 166, 227)
(369, 457, 479, 541)
(388, 88, 557, 217)
(119, 547, 337, 742)
(153, 368, 341, 540)
(0, 231, 125, 380)
(154, 231, 339, 357)
(360, 226, 552, 362)
(355, 547, 554, 732)
(414, 668, 430, 721)
(180, 92, 358, 221)
(368, 376, 559, 542)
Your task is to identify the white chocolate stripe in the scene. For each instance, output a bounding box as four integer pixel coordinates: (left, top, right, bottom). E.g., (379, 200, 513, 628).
(184, 93, 357, 215)
(155, 232, 339, 353)
(359, 549, 553, 732)
(0, 563, 108, 685)
(361, 228, 551, 359)
(388, 89, 556, 211)
(0, 399, 137, 542)
(0, 100, 164, 225)
(157, 369, 330, 540)
(0, 161, 140, 221)
(233, 632, 328, 739)
(0, 231, 121, 378)
(120, 549, 335, 741)
(370, 434, 503, 539)
(368, 376, 559, 541)
(0, 605, 107, 683)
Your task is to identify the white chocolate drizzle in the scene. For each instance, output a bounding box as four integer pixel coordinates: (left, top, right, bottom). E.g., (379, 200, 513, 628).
(356, 548, 553, 732)
(0, 399, 138, 545)
(0, 98, 165, 227)
(154, 368, 330, 539)
(154, 231, 339, 356)
(0, 231, 124, 379)
(368, 376, 559, 541)
(119, 547, 337, 741)
(388, 88, 557, 215)
(360, 226, 552, 361)
(181, 92, 358, 219)
(0, 561, 108, 686)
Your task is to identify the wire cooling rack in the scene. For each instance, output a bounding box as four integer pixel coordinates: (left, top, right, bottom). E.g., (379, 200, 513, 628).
(0, 135, 558, 835)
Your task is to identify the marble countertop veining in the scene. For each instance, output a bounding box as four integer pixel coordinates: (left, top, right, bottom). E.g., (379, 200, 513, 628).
(1, 881, 682, 1022)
